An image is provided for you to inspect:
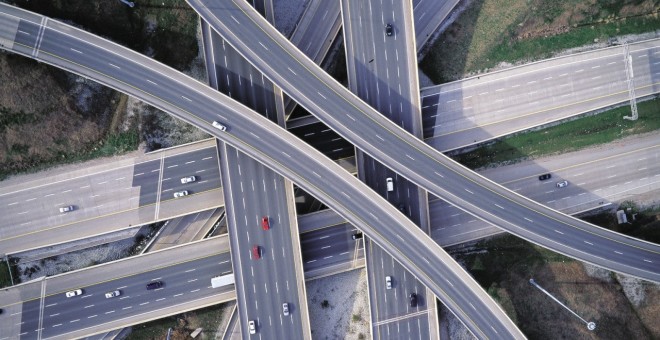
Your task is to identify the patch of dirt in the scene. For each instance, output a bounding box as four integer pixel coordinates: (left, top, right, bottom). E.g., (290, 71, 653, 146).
(0, 54, 115, 178)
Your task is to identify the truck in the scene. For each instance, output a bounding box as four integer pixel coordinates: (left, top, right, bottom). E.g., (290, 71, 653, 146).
(211, 274, 235, 288)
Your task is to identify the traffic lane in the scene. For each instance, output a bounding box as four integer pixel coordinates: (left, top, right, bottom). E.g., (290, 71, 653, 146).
(301, 224, 357, 264)
(21, 253, 230, 338)
(289, 122, 354, 160)
(421, 46, 660, 144)
(368, 239, 427, 321)
(375, 313, 429, 340)
(18, 6, 526, 337)
(222, 147, 303, 339)
(430, 149, 660, 244)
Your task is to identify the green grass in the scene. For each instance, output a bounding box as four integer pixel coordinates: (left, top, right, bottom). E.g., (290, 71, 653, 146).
(0, 260, 14, 288)
(420, 0, 660, 83)
(485, 14, 660, 72)
(452, 98, 660, 170)
(0, 128, 140, 181)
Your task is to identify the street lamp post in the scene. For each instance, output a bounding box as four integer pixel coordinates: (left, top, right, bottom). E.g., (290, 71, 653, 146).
(529, 278, 596, 331)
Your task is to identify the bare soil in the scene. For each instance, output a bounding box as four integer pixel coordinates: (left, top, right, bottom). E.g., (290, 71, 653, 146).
(450, 235, 660, 339)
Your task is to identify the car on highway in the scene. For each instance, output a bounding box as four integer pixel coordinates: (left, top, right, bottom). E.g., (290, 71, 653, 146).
(180, 175, 196, 184)
(385, 23, 393, 36)
(146, 281, 163, 290)
(261, 216, 270, 230)
(409, 292, 417, 307)
(252, 245, 261, 259)
(282, 302, 289, 316)
(352, 232, 363, 240)
(397, 204, 406, 214)
(538, 173, 552, 181)
(105, 290, 121, 298)
(386, 177, 394, 192)
(212, 121, 227, 131)
(385, 276, 392, 289)
(556, 180, 569, 188)
(248, 320, 256, 334)
(65, 289, 83, 298)
(59, 205, 74, 213)
(173, 190, 188, 198)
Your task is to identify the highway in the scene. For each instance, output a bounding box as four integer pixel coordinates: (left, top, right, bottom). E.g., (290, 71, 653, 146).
(0, 140, 223, 255)
(191, 0, 660, 285)
(203, 2, 312, 335)
(341, 0, 433, 338)
(0, 4, 522, 337)
(422, 39, 660, 151)
(221, 143, 310, 339)
(2, 132, 655, 339)
(0, 237, 234, 339)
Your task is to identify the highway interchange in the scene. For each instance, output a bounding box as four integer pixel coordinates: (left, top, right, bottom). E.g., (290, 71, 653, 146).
(1, 3, 522, 337)
(0, 0, 656, 338)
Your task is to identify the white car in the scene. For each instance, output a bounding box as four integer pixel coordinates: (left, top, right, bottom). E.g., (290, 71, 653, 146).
(105, 290, 121, 298)
(248, 320, 256, 334)
(556, 180, 569, 188)
(386, 177, 394, 192)
(59, 205, 74, 213)
(385, 276, 392, 289)
(180, 176, 196, 184)
(173, 190, 188, 198)
(65, 289, 83, 298)
(282, 303, 289, 316)
(212, 121, 227, 131)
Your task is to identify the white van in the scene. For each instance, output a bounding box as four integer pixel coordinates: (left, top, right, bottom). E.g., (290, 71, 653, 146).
(386, 177, 394, 192)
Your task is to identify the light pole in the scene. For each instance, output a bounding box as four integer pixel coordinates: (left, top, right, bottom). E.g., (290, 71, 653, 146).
(529, 278, 596, 331)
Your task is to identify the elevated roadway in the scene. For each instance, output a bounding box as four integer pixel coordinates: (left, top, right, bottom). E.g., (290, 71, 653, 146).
(340, 0, 435, 338)
(0, 4, 521, 337)
(2, 135, 655, 339)
(203, 3, 312, 335)
(190, 0, 660, 287)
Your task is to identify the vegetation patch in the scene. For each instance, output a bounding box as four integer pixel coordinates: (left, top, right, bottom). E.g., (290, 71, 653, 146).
(580, 202, 660, 243)
(421, 0, 660, 83)
(451, 97, 660, 170)
(451, 234, 657, 338)
(128, 303, 227, 340)
(13, 0, 199, 70)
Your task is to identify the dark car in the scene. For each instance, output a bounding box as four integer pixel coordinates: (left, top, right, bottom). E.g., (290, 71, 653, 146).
(409, 293, 417, 307)
(352, 232, 363, 240)
(397, 204, 406, 214)
(146, 281, 163, 290)
(538, 173, 552, 181)
(386, 23, 393, 36)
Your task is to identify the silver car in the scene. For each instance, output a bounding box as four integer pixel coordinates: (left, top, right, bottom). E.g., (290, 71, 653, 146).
(173, 190, 188, 198)
(385, 276, 392, 289)
(212, 121, 227, 131)
(180, 176, 196, 184)
(65, 289, 83, 298)
(556, 180, 569, 188)
(283, 303, 289, 316)
(105, 290, 121, 298)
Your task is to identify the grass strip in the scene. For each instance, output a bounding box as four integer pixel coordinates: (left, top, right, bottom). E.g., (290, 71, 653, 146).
(452, 98, 660, 170)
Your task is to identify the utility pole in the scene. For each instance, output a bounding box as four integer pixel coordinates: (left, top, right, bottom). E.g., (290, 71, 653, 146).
(529, 278, 596, 331)
(622, 43, 638, 121)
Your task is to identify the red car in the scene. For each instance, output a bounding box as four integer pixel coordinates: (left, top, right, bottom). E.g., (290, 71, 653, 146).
(261, 216, 270, 230)
(252, 245, 261, 259)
